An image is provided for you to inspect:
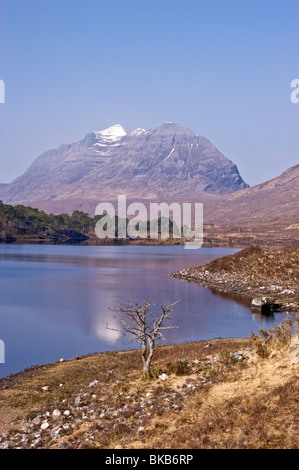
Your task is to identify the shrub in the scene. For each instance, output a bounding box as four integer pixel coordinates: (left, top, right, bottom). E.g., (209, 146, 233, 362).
(251, 315, 296, 358)
(167, 359, 190, 376)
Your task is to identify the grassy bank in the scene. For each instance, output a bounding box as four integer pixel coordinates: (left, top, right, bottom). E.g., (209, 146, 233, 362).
(0, 324, 298, 449)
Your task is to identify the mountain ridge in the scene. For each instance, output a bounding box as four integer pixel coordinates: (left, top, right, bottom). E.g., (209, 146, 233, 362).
(0, 122, 248, 210)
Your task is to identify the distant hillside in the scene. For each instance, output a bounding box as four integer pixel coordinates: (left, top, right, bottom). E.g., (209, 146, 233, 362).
(204, 164, 299, 223)
(202, 164, 299, 246)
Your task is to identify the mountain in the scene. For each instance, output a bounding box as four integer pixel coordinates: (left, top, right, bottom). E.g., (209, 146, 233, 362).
(202, 164, 299, 245)
(0, 123, 248, 214)
(204, 164, 299, 223)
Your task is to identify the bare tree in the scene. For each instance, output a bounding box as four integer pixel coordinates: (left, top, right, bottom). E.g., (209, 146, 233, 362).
(106, 299, 179, 379)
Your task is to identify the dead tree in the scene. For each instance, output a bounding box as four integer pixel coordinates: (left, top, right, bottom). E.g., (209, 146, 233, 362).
(106, 299, 179, 379)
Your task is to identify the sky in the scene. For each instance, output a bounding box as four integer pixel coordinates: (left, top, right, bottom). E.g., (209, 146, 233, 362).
(0, 0, 298, 186)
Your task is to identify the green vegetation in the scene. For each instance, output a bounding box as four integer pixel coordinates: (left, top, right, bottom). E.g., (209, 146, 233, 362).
(0, 201, 179, 243)
(0, 201, 97, 241)
(167, 359, 190, 376)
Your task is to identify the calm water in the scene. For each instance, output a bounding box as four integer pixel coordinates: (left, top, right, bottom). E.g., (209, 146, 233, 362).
(0, 244, 284, 379)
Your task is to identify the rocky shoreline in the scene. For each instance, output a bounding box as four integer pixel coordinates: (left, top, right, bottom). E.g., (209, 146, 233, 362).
(171, 246, 299, 313)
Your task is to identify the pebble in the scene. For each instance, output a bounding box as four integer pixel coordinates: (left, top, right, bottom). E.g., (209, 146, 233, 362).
(158, 373, 169, 380)
(52, 409, 61, 419)
(32, 417, 41, 426)
(88, 380, 99, 387)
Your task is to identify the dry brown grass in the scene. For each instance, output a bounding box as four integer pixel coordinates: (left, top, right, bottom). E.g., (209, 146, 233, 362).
(0, 334, 298, 449)
(197, 245, 299, 279)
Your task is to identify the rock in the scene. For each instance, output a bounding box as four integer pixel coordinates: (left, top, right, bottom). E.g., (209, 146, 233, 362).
(59, 358, 65, 362)
(20, 423, 31, 433)
(32, 416, 41, 426)
(41, 422, 49, 430)
(63, 410, 71, 416)
(74, 396, 81, 405)
(41, 386, 49, 392)
(251, 298, 262, 307)
(281, 289, 295, 295)
(52, 409, 61, 419)
(158, 373, 169, 380)
(88, 380, 99, 387)
(0, 441, 10, 449)
(51, 426, 61, 435)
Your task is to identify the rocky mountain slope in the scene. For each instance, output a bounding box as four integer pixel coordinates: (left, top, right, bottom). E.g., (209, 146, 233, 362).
(204, 164, 299, 223)
(202, 164, 299, 246)
(0, 123, 248, 212)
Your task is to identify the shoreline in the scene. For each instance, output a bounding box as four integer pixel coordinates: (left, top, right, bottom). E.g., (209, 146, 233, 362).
(1, 232, 298, 249)
(171, 246, 299, 313)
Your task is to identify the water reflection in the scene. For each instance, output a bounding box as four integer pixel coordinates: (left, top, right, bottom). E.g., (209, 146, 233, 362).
(0, 244, 287, 378)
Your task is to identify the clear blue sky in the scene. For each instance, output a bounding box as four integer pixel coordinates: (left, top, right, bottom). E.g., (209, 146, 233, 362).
(0, 0, 298, 186)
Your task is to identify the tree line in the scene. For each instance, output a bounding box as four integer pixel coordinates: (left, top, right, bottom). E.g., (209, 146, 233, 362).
(0, 201, 178, 242)
(0, 201, 98, 240)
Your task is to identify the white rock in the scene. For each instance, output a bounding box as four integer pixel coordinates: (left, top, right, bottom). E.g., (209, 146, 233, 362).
(158, 373, 169, 380)
(88, 380, 99, 387)
(41, 422, 49, 431)
(52, 409, 61, 419)
(74, 396, 81, 405)
(281, 289, 295, 295)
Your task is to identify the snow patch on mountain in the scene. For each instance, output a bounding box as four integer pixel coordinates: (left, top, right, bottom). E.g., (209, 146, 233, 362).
(93, 124, 127, 144)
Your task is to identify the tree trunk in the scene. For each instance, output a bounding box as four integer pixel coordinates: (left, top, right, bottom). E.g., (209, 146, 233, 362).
(141, 338, 155, 379)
